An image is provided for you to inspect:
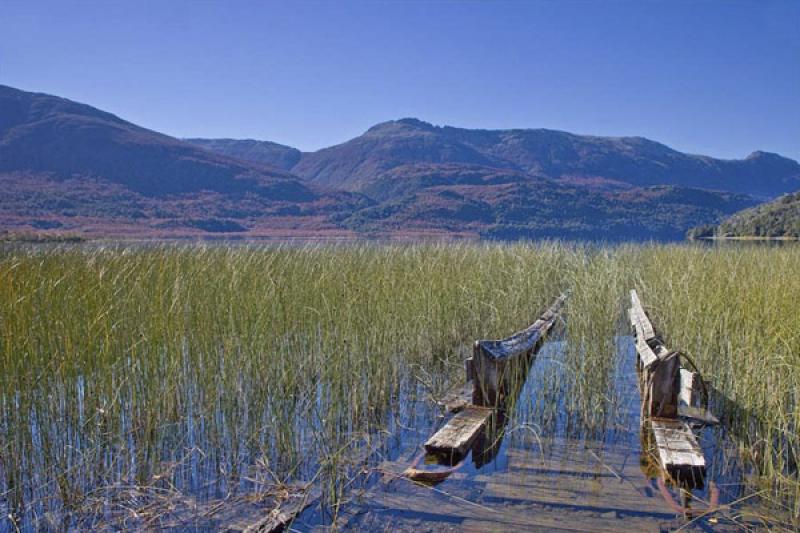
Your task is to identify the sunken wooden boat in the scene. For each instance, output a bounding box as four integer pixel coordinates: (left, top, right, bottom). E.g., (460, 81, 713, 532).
(629, 289, 716, 484)
(469, 293, 568, 406)
(404, 293, 568, 482)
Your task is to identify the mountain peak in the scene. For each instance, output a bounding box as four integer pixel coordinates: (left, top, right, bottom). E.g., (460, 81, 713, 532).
(746, 150, 793, 162)
(395, 117, 434, 128)
(366, 118, 436, 134)
(294, 117, 800, 197)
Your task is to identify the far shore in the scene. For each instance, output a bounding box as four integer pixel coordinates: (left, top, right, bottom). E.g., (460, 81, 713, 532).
(695, 235, 800, 242)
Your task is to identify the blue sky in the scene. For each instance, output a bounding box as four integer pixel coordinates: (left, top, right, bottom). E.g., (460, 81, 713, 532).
(1, 0, 798, 160)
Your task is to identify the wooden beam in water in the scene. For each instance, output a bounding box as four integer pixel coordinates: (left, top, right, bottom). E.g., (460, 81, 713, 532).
(651, 418, 706, 480)
(410, 294, 567, 480)
(630, 290, 680, 419)
(677, 370, 718, 423)
(631, 289, 711, 485)
(424, 405, 493, 457)
(634, 334, 658, 369)
(483, 477, 675, 518)
(644, 351, 680, 419)
(677, 405, 719, 425)
(678, 367, 713, 413)
(367, 490, 663, 533)
(473, 293, 567, 406)
(237, 487, 320, 533)
(629, 290, 656, 341)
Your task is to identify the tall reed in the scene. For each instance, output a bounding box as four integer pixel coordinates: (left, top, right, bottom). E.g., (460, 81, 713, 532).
(0, 241, 797, 526)
(631, 244, 800, 516)
(0, 242, 567, 526)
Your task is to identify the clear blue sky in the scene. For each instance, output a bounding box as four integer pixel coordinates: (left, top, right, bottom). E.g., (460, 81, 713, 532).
(2, 0, 798, 160)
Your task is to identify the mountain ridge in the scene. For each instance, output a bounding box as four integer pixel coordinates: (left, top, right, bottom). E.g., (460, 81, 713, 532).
(184, 137, 301, 171)
(0, 84, 371, 238)
(287, 118, 800, 197)
(0, 85, 783, 241)
(0, 84, 315, 199)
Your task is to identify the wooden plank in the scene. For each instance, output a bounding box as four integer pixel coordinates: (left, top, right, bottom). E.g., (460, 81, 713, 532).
(679, 369, 694, 406)
(635, 311, 656, 341)
(651, 419, 705, 476)
(635, 334, 658, 369)
(367, 490, 663, 533)
(476, 326, 543, 361)
(644, 351, 680, 418)
(483, 480, 673, 518)
(236, 487, 320, 533)
(424, 406, 493, 456)
(628, 307, 635, 327)
(464, 356, 475, 381)
(404, 463, 463, 483)
(677, 365, 720, 424)
(476, 293, 567, 361)
(473, 293, 567, 406)
(661, 340, 718, 424)
(630, 290, 656, 341)
(461, 518, 661, 533)
(503, 449, 642, 478)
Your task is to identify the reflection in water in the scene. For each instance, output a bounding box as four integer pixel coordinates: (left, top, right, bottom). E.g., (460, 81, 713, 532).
(2, 331, 792, 530)
(299, 337, 794, 531)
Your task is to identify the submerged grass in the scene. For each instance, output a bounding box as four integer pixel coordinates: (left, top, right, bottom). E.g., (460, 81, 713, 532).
(0, 241, 797, 527)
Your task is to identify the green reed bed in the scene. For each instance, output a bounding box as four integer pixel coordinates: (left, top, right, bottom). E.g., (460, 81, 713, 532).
(504, 247, 635, 444)
(502, 243, 800, 521)
(0, 242, 569, 526)
(561, 247, 634, 434)
(1, 242, 798, 527)
(630, 244, 800, 517)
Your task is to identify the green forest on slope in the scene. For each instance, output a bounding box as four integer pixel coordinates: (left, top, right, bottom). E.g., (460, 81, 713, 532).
(688, 191, 800, 239)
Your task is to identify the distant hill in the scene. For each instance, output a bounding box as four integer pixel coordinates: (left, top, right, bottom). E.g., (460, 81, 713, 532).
(290, 118, 800, 198)
(0, 85, 366, 238)
(0, 85, 315, 199)
(688, 191, 800, 240)
(185, 138, 301, 171)
(0, 86, 777, 240)
(336, 162, 756, 241)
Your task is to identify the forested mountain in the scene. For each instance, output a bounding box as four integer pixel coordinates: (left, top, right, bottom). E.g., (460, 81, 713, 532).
(688, 191, 800, 239)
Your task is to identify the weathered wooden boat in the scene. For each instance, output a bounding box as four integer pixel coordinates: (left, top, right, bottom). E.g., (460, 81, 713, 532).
(629, 289, 716, 484)
(404, 293, 568, 482)
(470, 293, 568, 406)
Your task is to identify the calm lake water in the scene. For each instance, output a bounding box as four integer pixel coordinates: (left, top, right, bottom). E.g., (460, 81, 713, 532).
(294, 337, 793, 531)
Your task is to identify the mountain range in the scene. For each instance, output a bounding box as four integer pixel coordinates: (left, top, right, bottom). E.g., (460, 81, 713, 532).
(2, 84, 798, 241)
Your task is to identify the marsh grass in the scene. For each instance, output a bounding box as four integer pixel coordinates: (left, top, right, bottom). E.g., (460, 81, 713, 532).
(0, 242, 568, 527)
(0, 241, 797, 528)
(631, 244, 800, 518)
